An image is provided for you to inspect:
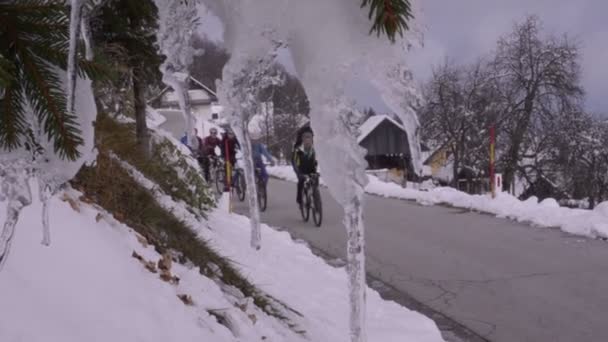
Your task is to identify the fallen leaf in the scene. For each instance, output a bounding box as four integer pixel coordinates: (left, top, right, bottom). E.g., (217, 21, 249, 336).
(131, 251, 144, 261)
(145, 261, 157, 273)
(79, 195, 94, 204)
(135, 233, 149, 248)
(177, 294, 194, 306)
(158, 253, 172, 271)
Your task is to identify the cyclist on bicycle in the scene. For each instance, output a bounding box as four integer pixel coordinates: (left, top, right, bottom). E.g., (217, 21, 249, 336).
(249, 127, 275, 186)
(292, 127, 317, 205)
(220, 128, 240, 191)
(201, 127, 221, 182)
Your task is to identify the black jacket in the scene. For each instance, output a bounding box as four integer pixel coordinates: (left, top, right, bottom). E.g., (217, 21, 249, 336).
(293, 146, 317, 175)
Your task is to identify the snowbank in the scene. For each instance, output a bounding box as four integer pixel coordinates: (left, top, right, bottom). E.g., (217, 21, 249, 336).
(130, 161, 444, 342)
(205, 207, 444, 342)
(0, 180, 444, 342)
(0, 186, 256, 342)
(268, 166, 608, 240)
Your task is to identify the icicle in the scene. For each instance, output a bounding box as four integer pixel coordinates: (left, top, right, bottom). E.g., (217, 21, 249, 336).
(344, 197, 366, 342)
(67, 0, 84, 114)
(162, 71, 195, 143)
(154, 0, 198, 143)
(39, 182, 53, 246)
(80, 7, 94, 61)
(236, 119, 262, 250)
(0, 165, 32, 271)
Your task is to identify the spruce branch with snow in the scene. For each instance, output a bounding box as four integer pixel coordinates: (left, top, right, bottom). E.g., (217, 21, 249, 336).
(0, 0, 100, 160)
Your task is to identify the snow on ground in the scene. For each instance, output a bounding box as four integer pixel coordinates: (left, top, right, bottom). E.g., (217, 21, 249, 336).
(0, 185, 248, 342)
(126, 160, 445, 342)
(268, 165, 608, 240)
(0, 177, 444, 342)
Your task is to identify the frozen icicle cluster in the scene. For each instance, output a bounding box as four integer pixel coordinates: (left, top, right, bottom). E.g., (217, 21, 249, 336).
(197, 0, 424, 340)
(217, 41, 284, 251)
(0, 163, 32, 271)
(154, 0, 200, 142)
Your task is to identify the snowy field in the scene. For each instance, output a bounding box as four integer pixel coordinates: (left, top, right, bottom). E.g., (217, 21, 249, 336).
(268, 165, 608, 240)
(0, 178, 444, 342)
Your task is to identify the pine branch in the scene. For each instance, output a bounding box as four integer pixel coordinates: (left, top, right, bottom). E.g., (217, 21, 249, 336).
(0, 79, 27, 150)
(0, 53, 15, 88)
(361, 0, 414, 43)
(18, 44, 83, 160)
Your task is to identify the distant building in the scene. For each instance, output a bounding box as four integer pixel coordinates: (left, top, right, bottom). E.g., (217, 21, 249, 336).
(357, 115, 415, 178)
(148, 76, 222, 138)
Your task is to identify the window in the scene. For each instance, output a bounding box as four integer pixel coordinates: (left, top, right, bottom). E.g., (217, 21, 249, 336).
(212, 113, 219, 120)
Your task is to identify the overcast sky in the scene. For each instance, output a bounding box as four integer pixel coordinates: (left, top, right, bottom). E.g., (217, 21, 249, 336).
(199, 1, 607, 116)
(406, 0, 607, 116)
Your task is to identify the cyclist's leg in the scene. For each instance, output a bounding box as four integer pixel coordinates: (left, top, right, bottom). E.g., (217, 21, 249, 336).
(296, 176, 304, 204)
(202, 156, 210, 181)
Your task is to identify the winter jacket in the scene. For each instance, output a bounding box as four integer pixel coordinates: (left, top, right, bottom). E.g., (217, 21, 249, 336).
(293, 146, 317, 176)
(202, 136, 221, 156)
(252, 142, 273, 167)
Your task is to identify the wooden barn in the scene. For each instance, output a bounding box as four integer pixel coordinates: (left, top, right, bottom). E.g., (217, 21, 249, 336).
(357, 115, 414, 178)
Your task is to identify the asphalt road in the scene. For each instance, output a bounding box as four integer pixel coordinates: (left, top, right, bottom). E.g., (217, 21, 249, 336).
(233, 178, 608, 342)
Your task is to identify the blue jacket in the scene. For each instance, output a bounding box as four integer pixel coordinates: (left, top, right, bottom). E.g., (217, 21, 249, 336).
(252, 142, 273, 166)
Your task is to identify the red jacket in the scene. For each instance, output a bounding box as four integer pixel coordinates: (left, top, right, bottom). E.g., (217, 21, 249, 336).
(202, 136, 221, 156)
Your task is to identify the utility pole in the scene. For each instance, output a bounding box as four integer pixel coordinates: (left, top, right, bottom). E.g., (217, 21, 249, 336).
(490, 124, 496, 198)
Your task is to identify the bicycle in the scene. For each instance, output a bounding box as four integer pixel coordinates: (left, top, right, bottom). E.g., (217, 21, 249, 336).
(255, 168, 267, 212)
(215, 161, 246, 202)
(214, 158, 226, 193)
(299, 173, 322, 227)
(233, 167, 246, 202)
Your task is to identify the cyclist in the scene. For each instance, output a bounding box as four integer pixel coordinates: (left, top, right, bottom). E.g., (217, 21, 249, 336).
(201, 127, 221, 182)
(220, 128, 240, 191)
(292, 127, 317, 205)
(249, 128, 275, 186)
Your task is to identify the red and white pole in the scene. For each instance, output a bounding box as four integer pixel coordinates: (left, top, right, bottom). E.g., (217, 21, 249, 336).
(489, 125, 496, 198)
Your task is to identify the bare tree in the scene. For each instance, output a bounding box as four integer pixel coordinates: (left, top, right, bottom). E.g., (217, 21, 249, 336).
(420, 59, 496, 185)
(549, 113, 608, 208)
(491, 15, 583, 191)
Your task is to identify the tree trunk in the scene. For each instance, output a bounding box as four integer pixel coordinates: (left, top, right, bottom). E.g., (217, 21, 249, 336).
(452, 151, 460, 188)
(133, 67, 150, 159)
(503, 93, 536, 191)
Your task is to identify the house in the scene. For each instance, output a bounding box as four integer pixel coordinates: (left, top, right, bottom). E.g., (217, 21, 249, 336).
(357, 115, 415, 178)
(423, 141, 454, 183)
(148, 76, 222, 138)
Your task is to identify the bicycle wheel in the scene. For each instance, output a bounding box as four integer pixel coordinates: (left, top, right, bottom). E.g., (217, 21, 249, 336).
(300, 187, 310, 222)
(258, 181, 267, 212)
(237, 171, 246, 202)
(312, 188, 323, 227)
(215, 168, 225, 193)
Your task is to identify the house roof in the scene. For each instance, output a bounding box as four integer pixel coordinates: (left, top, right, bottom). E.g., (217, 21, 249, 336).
(148, 76, 218, 105)
(357, 115, 405, 144)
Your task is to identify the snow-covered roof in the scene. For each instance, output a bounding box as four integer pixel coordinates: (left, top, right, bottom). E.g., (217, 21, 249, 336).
(357, 115, 405, 144)
(148, 76, 218, 106)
